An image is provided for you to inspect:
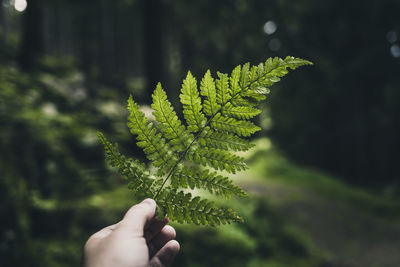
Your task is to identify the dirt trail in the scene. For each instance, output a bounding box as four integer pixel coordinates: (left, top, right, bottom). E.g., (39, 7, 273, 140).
(244, 180, 400, 267)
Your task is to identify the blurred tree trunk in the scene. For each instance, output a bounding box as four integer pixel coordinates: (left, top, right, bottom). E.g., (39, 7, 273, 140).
(142, 0, 170, 104)
(100, 0, 116, 85)
(19, 0, 45, 70)
(0, 1, 7, 46)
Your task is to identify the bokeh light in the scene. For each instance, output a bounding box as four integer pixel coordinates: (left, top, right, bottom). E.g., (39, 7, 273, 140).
(14, 0, 27, 12)
(268, 38, 281, 51)
(263, 20, 277, 35)
(390, 44, 400, 58)
(386, 31, 398, 43)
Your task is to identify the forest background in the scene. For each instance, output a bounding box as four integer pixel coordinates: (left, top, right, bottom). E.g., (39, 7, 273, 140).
(1, 0, 400, 266)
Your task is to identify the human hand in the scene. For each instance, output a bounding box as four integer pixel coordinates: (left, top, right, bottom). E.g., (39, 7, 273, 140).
(83, 199, 180, 267)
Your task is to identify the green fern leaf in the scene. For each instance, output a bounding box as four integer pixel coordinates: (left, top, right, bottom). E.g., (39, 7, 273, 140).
(186, 146, 247, 174)
(231, 95, 258, 107)
(216, 72, 231, 106)
(222, 102, 261, 120)
(170, 165, 247, 198)
(240, 89, 268, 102)
(157, 189, 243, 226)
(97, 132, 155, 198)
(198, 129, 255, 152)
(98, 56, 312, 226)
(211, 113, 261, 137)
(180, 71, 207, 133)
(239, 62, 250, 89)
(200, 70, 221, 116)
(151, 83, 193, 152)
(230, 65, 242, 96)
(127, 96, 177, 176)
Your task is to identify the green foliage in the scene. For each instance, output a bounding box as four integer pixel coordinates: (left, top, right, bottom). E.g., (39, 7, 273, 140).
(98, 56, 312, 225)
(172, 198, 324, 267)
(0, 63, 129, 267)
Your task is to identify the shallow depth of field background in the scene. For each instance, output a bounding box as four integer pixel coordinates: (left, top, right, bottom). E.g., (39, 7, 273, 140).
(1, 0, 400, 266)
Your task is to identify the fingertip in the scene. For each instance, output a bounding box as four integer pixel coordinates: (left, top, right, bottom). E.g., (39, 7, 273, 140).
(162, 225, 176, 240)
(150, 239, 180, 266)
(163, 240, 180, 261)
(141, 198, 156, 208)
(120, 199, 157, 232)
(168, 239, 180, 253)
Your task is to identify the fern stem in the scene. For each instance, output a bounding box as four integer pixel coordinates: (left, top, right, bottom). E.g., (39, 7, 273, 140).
(153, 66, 277, 201)
(153, 134, 199, 200)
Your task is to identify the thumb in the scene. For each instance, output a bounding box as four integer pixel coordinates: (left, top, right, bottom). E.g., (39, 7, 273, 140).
(119, 198, 156, 235)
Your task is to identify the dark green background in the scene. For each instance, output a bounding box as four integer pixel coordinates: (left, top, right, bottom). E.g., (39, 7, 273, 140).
(1, 0, 399, 266)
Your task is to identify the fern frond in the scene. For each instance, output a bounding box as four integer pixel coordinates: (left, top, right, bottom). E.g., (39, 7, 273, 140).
(151, 83, 193, 152)
(98, 56, 312, 226)
(127, 96, 177, 175)
(170, 166, 247, 198)
(180, 71, 207, 133)
(157, 189, 243, 225)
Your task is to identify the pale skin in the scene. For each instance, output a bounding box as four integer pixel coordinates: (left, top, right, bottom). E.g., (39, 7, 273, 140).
(83, 199, 180, 267)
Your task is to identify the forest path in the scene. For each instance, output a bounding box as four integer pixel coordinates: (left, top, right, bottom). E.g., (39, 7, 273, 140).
(238, 139, 400, 267)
